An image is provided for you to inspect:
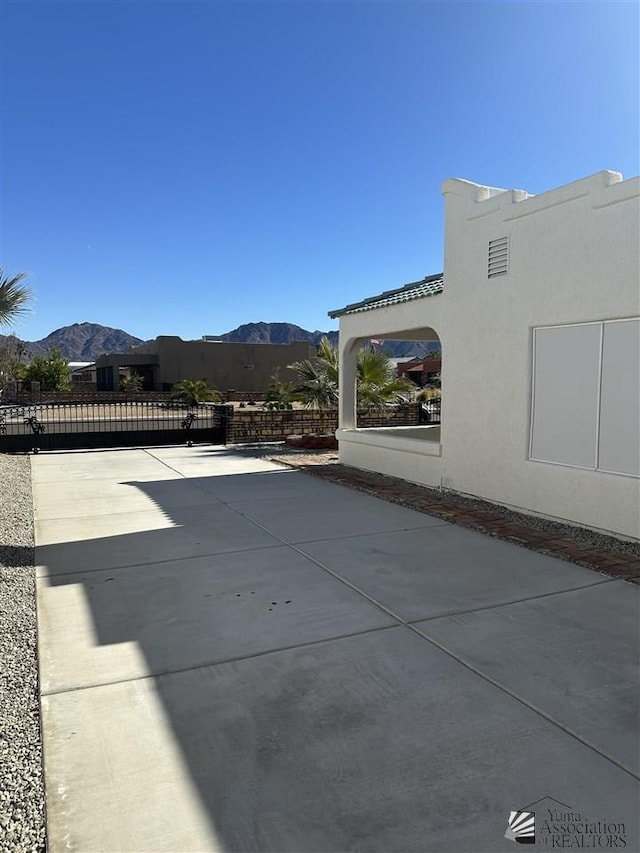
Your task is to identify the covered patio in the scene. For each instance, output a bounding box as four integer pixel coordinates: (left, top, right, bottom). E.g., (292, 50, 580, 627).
(329, 273, 447, 489)
(328, 172, 640, 541)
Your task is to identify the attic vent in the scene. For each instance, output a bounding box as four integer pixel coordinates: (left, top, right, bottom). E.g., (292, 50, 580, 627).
(488, 236, 509, 278)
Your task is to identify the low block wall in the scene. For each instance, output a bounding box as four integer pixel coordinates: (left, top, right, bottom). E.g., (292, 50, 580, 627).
(228, 404, 420, 444)
(8, 388, 267, 405)
(12, 390, 173, 404)
(228, 409, 337, 444)
(220, 390, 265, 404)
(358, 406, 420, 429)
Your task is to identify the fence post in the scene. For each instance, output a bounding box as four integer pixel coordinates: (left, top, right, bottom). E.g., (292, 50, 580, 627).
(222, 404, 234, 445)
(2, 381, 18, 403)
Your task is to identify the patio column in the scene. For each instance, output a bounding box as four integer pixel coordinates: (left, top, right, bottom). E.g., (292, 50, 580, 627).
(339, 340, 357, 430)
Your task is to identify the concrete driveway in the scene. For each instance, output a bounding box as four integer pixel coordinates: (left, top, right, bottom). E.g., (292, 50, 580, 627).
(33, 447, 639, 852)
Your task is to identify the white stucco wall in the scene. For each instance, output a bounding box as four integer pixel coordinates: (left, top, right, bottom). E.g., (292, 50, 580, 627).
(337, 170, 640, 539)
(336, 427, 443, 488)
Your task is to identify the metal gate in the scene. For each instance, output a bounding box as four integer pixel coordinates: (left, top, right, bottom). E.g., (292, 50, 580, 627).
(0, 401, 232, 453)
(418, 397, 441, 424)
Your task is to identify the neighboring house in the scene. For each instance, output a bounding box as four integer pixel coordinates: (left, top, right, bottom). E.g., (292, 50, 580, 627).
(330, 170, 639, 540)
(68, 362, 97, 385)
(94, 336, 316, 393)
(397, 356, 442, 387)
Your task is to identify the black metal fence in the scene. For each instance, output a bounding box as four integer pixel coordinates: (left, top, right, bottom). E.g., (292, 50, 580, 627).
(0, 401, 232, 453)
(418, 397, 441, 424)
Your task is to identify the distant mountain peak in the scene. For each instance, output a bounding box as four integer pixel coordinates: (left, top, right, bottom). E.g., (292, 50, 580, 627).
(0, 323, 144, 361)
(0, 321, 439, 362)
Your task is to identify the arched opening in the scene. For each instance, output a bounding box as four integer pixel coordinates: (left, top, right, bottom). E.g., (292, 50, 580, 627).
(339, 326, 442, 441)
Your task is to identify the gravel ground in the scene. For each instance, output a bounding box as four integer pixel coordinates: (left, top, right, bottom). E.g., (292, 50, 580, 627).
(0, 454, 46, 853)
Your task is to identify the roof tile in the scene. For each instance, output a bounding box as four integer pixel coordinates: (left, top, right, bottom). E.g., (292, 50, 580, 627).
(328, 273, 443, 318)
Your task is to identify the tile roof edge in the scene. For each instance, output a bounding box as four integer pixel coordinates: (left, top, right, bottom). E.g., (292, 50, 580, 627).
(328, 273, 444, 319)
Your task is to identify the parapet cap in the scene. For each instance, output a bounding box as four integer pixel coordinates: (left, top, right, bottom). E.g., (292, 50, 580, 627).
(442, 171, 632, 219)
(441, 177, 519, 201)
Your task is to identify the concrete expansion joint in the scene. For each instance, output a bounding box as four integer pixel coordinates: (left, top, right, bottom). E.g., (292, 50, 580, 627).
(407, 576, 617, 625)
(259, 535, 639, 784)
(280, 521, 451, 547)
(412, 618, 640, 783)
(37, 540, 285, 580)
(142, 448, 190, 478)
(39, 623, 400, 698)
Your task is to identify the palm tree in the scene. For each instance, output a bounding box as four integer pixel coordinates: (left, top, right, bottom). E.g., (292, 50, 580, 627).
(289, 338, 414, 409)
(288, 337, 339, 408)
(0, 269, 32, 327)
(170, 379, 221, 406)
(356, 347, 415, 407)
(263, 368, 296, 410)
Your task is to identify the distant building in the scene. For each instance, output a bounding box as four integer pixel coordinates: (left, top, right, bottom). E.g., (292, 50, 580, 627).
(68, 362, 97, 386)
(94, 336, 316, 393)
(396, 357, 441, 387)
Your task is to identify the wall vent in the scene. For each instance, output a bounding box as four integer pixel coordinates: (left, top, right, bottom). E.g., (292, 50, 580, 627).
(488, 236, 509, 278)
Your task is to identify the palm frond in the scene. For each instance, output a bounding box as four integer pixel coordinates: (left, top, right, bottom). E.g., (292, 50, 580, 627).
(288, 337, 412, 409)
(170, 379, 221, 404)
(0, 269, 32, 327)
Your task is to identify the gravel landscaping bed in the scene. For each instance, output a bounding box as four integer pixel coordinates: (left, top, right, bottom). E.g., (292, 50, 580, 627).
(0, 454, 46, 853)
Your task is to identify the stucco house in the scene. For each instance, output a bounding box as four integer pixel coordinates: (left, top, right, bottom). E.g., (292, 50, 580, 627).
(68, 361, 97, 386)
(330, 170, 639, 540)
(397, 356, 442, 387)
(94, 337, 315, 394)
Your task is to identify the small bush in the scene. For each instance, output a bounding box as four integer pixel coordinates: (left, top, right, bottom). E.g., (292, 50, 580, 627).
(120, 373, 144, 392)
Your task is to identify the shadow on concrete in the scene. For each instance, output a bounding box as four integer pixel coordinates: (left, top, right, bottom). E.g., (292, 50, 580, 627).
(38, 468, 451, 851)
(36, 464, 640, 852)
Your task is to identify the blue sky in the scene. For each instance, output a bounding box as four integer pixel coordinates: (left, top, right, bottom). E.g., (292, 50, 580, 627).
(1, 1, 638, 342)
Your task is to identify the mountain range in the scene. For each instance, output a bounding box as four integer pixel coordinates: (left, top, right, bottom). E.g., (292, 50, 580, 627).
(0, 322, 440, 361)
(0, 323, 145, 361)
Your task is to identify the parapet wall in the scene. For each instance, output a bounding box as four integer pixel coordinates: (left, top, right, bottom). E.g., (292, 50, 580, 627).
(442, 170, 639, 221)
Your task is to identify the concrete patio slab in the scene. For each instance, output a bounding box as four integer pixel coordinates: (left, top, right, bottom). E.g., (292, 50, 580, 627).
(145, 447, 282, 478)
(187, 468, 341, 503)
(32, 475, 223, 520)
(36, 501, 281, 574)
(415, 580, 640, 775)
(298, 525, 611, 621)
(30, 446, 282, 484)
(41, 681, 220, 853)
(32, 448, 640, 853)
(144, 445, 234, 460)
(229, 490, 449, 544)
(41, 627, 639, 853)
(146, 446, 270, 462)
(30, 449, 175, 483)
(37, 546, 395, 692)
